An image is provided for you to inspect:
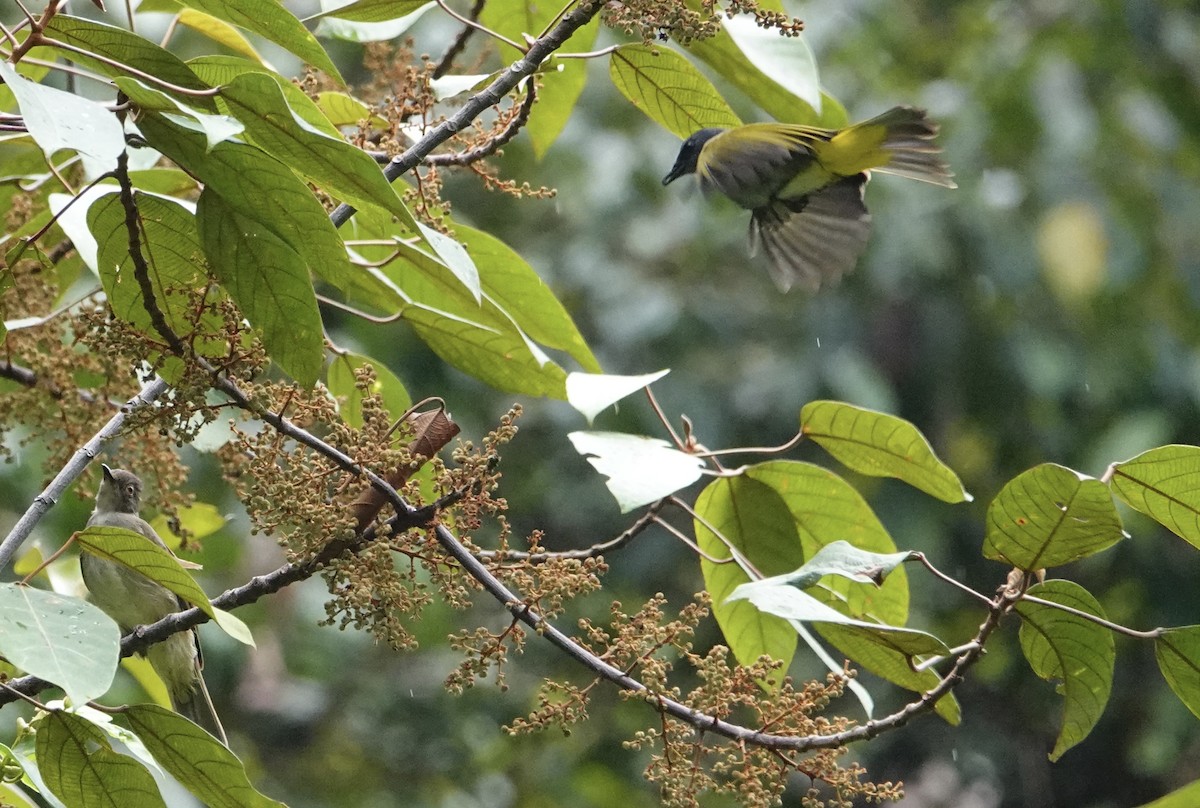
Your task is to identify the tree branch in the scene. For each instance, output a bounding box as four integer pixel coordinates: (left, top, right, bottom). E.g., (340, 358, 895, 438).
(330, 0, 604, 227)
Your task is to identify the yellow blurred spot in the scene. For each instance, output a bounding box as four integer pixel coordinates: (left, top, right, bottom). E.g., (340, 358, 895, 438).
(1037, 201, 1108, 302)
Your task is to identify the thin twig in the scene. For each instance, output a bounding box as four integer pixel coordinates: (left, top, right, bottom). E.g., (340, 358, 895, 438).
(1019, 593, 1165, 639)
(911, 552, 994, 606)
(431, 0, 486, 79)
(691, 430, 805, 459)
(477, 499, 665, 562)
(432, 0, 522, 52)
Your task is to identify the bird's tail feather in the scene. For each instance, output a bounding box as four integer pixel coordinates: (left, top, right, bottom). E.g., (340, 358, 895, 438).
(174, 664, 227, 746)
(856, 106, 957, 188)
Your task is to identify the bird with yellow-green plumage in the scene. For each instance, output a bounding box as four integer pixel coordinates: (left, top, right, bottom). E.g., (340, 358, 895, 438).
(663, 106, 956, 293)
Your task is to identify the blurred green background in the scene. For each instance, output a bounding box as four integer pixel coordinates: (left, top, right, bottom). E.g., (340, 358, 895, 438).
(5, 0, 1200, 805)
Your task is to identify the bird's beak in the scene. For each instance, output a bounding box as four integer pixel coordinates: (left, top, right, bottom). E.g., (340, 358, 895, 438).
(101, 464, 114, 480)
(662, 165, 685, 186)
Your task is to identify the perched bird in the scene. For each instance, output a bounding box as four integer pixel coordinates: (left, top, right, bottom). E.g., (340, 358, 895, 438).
(82, 464, 226, 745)
(662, 106, 955, 292)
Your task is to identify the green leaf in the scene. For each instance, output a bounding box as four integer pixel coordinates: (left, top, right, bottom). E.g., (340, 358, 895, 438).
(212, 608, 256, 648)
(719, 16, 821, 114)
(37, 710, 166, 808)
(0, 584, 119, 705)
(727, 578, 948, 656)
(527, 13, 601, 157)
(800, 400, 971, 503)
(121, 705, 284, 807)
(813, 624, 961, 725)
(87, 192, 207, 338)
(609, 44, 741, 139)
(344, 209, 572, 397)
(683, 4, 846, 128)
(694, 476, 802, 672)
(477, 0, 555, 51)
(114, 77, 244, 151)
(43, 16, 214, 108)
(566, 370, 669, 425)
(746, 461, 908, 625)
(413, 223, 481, 301)
(172, 0, 344, 83)
(457, 223, 600, 372)
(188, 56, 344, 138)
(315, 6, 433, 42)
(218, 72, 408, 218)
(1016, 580, 1114, 761)
(196, 189, 325, 387)
(0, 63, 124, 174)
(568, 431, 705, 512)
(1154, 625, 1200, 720)
(1109, 444, 1200, 550)
(315, 91, 380, 127)
(399, 281, 558, 391)
(136, 111, 357, 294)
(984, 463, 1127, 570)
(76, 526, 216, 619)
(327, 352, 412, 427)
(148, 502, 227, 548)
(309, 0, 431, 22)
(176, 8, 264, 63)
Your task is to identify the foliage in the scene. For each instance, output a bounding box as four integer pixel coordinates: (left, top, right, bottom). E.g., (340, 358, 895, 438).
(0, 0, 1198, 807)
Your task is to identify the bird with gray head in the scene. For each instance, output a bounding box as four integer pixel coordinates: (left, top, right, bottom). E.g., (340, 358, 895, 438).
(82, 464, 226, 745)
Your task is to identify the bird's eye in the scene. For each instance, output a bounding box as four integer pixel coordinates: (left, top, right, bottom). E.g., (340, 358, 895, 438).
(126, 485, 135, 496)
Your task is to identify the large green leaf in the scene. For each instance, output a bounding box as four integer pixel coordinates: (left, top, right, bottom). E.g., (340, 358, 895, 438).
(800, 400, 970, 503)
(746, 461, 907, 625)
(76, 527, 215, 619)
(1016, 580, 1114, 761)
(984, 463, 1127, 570)
(43, 16, 214, 108)
(695, 475, 802, 674)
(1154, 625, 1200, 720)
(1109, 444, 1200, 550)
(814, 624, 961, 725)
(114, 77, 244, 151)
(170, 0, 343, 83)
(122, 705, 284, 807)
(309, 0, 431, 22)
(218, 73, 408, 219)
(683, 2, 846, 128)
(457, 224, 600, 372)
(327, 351, 412, 428)
(87, 192, 207, 338)
(0, 584, 119, 705)
(137, 112, 357, 295)
(609, 44, 741, 139)
(343, 207, 573, 397)
(196, 189, 325, 387)
(188, 55, 342, 138)
(37, 710, 166, 808)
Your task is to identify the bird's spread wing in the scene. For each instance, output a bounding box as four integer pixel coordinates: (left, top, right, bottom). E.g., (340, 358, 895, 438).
(749, 174, 871, 293)
(698, 125, 830, 209)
